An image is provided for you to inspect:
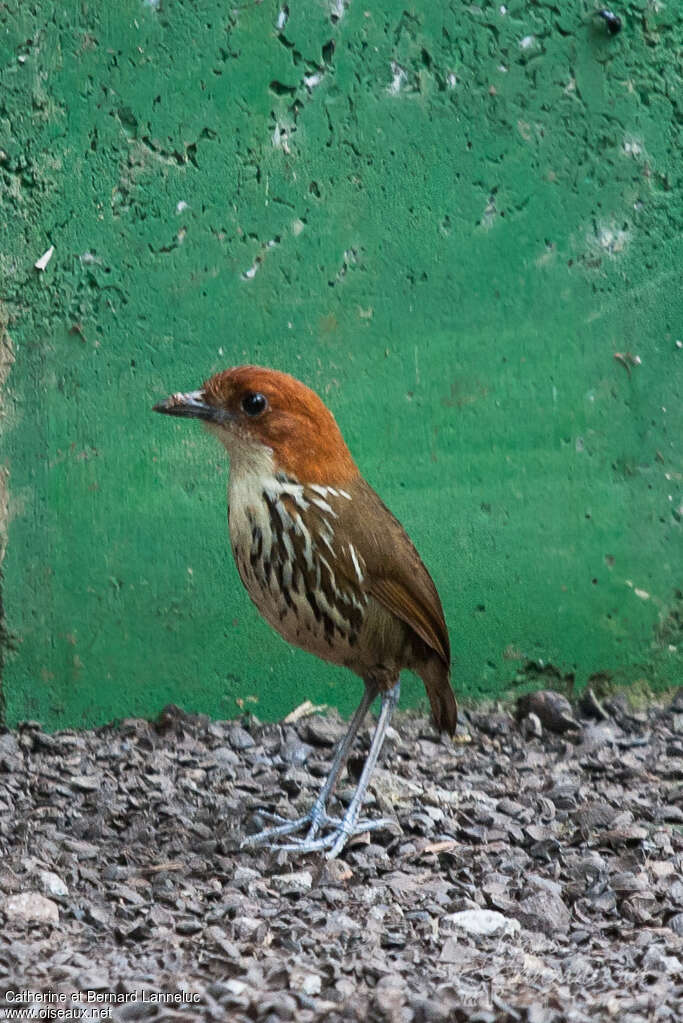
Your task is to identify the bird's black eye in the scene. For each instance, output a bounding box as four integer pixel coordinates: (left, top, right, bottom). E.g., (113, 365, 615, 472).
(241, 391, 268, 417)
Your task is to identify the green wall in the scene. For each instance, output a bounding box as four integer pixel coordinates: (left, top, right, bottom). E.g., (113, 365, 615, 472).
(1, 1, 680, 729)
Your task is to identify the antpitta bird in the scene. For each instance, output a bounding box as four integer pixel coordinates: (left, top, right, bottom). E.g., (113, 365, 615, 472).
(154, 367, 456, 857)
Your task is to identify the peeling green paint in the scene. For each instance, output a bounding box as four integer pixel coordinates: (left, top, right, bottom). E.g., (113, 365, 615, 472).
(0, 1, 681, 729)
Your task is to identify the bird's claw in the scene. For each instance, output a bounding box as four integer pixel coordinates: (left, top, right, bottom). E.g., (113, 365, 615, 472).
(278, 816, 398, 858)
(241, 803, 332, 848)
(246, 809, 296, 828)
(242, 809, 399, 858)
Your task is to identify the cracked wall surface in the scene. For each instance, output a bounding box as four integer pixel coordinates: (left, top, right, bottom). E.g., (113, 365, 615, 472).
(0, 1, 680, 728)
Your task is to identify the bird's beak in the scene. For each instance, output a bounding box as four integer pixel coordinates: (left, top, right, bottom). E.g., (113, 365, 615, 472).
(153, 389, 227, 423)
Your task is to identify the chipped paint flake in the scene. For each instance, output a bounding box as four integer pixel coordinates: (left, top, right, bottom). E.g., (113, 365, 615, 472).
(598, 225, 629, 255)
(272, 123, 291, 153)
(330, 0, 348, 23)
(34, 245, 54, 271)
(242, 260, 260, 281)
(276, 7, 289, 31)
(622, 137, 643, 157)
(480, 196, 498, 230)
(304, 72, 323, 91)
(388, 62, 407, 96)
(241, 239, 279, 281)
(587, 221, 630, 258)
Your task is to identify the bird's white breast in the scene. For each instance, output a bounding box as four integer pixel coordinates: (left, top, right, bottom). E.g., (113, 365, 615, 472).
(225, 444, 367, 666)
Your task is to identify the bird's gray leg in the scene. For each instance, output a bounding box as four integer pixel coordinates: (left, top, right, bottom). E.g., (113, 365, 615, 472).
(303, 680, 379, 838)
(241, 681, 378, 848)
(324, 679, 401, 859)
(274, 679, 401, 856)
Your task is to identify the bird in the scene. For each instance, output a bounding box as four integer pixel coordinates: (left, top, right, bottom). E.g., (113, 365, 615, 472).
(153, 366, 457, 858)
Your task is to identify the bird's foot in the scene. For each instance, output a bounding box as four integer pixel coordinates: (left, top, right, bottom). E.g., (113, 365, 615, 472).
(241, 801, 332, 848)
(277, 814, 398, 859)
(242, 802, 398, 859)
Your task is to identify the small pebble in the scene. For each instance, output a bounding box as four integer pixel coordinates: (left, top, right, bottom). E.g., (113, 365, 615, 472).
(4, 892, 59, 924)
(446, 908, 520, 937)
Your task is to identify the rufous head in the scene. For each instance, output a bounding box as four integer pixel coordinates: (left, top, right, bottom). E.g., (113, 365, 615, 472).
(153, 365, 358, 485)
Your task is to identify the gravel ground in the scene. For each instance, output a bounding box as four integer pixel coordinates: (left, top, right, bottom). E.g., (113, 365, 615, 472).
(1, 688, 682, 1023)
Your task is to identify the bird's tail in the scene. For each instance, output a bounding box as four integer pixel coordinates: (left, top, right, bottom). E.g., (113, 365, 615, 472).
(421, 659, 458, 736)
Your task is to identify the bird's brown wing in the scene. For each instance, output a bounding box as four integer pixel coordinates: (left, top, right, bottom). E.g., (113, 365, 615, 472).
(332, 478, 450, 668)
(369, 576, 450, 666)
